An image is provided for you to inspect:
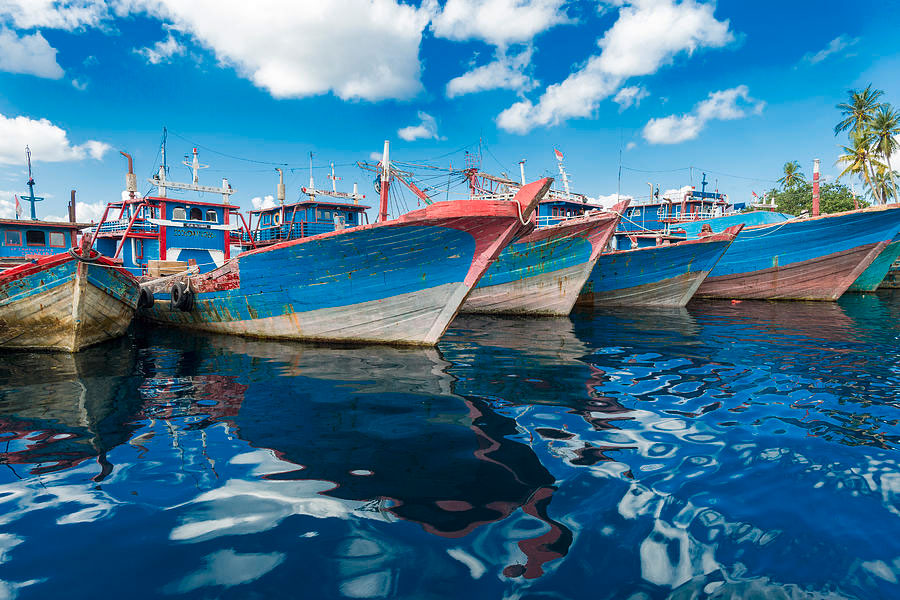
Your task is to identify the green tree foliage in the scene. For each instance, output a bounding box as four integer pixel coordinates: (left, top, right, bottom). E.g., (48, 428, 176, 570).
(834, 85, 898, 203)
(777, 160, 806, 190)
(768, 182, 867, 216)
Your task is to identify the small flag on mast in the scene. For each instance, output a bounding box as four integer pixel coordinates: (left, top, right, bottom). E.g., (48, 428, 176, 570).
(14, 195, 22, 219)
(554, 149, 563, 161)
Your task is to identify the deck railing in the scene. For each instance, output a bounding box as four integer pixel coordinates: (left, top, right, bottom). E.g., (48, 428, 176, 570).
(244, 222, 336, 243)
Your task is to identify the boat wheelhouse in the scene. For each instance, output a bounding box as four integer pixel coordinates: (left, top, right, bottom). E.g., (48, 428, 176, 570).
(0, 148, 90, 269)
(244, 166, 370, 247)
(0, 218, 86, 269)
(91, 149, 249, 277)
(618, 173, 738, 233)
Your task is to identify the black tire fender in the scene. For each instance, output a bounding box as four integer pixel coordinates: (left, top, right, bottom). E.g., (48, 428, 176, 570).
(170, 281, 194, 312)
(138, 287, 154, 309)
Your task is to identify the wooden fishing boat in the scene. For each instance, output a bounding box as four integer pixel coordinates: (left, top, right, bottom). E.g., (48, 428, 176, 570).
(695, 204, 900, 301)
(576, 226, 743, 307)
(137, 156, 551, 346)
(461, 202, 626, 316)
(846, 232, 900, 292)
(0, 237, 141, 352)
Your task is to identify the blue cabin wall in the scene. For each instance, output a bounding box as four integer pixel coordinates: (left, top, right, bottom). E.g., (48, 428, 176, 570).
(161, 200, 229, 273)
(0, 223, 75, 259)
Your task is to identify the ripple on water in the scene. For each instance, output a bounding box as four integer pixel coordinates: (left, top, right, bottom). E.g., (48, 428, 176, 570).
(0, 296, 897, 598)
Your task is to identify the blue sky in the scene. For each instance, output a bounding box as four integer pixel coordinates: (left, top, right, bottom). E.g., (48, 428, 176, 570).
(0, 0, 898, 222)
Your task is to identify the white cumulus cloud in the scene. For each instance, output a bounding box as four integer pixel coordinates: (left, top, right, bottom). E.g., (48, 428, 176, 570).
(497, 0, 734, 133)
(642, 85, 763, 145)
(0, 0, 110, 30)
(594, 193, 633, 208)
(250, 195, 276, 210)
(43, 200, 108, 223)
(613, 85, 648, 110)
(432, 0, 569, 47)
(446, 46, 537, 98)
(121, 0, 433, 101)
(397, 111, 440, 141)
(0, 28, 64, 79)
(802, 35, 859, 65)
(0, 112, 111, 164)
(135, 31, 184, 64)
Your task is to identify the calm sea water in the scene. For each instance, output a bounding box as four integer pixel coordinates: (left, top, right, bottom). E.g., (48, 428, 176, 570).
(0, 292, 898, 599)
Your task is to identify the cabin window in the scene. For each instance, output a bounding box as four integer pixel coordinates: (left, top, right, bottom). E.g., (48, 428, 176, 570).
(173, 207, 186, 220)
(318, 210, 332, 222)
(189, 207, 202, 221)
(262, 214, 271, 225)
(206, 210, 217, 222)
(5, 231, 21, 246)
(26, 230, 45, 246)
(49, 232, 66, 247)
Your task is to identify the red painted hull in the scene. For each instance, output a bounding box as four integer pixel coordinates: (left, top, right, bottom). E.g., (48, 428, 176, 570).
(696, 241, 888, 301)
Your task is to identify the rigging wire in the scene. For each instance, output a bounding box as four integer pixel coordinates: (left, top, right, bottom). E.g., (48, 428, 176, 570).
(168, 129, 290, 166)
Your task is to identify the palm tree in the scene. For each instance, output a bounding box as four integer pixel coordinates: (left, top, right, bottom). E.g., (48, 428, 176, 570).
(777, 160, 806, 190)
(837, 131, 884, 203)
(835, 84, 884, 136)
(869, 164, 897, 205)
(869, 103, 900, 202)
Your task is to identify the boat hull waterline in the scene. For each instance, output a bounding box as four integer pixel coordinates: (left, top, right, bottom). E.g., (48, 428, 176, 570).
(139, 179, 551, 345)
(0, 251, 140, 352)
(696, 205, 900, 301)
(577, 226, 742, 308)
(462, 205, 624, 316)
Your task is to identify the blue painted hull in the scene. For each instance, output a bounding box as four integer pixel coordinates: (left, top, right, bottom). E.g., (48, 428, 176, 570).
(463, 213, 618, 315)
(675, 210, 791, 237)
(697, 205, 900, 300)
(577, 234, 735, 307)
(136, 187, 551, 345)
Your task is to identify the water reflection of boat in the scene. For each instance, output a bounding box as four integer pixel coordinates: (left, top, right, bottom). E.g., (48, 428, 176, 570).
(137, 327, 572, 579)
(0, 338, 139, 479)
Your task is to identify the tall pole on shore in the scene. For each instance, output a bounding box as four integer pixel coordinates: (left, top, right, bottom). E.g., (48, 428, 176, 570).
(812, 159, 820, 217)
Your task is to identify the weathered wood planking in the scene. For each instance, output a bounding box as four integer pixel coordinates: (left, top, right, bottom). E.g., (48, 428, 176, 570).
(577, 226, 742, 308)
(696, 204, 900, 300)
(139, 179, 552, 345)
(0, 252, 140, 351)
(462, 208, 622, 316)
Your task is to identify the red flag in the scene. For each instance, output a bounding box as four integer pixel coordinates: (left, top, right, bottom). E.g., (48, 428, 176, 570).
(14, 195, 22, 219)
(751, 191, 758, 198)
(554, 149, 563, 161)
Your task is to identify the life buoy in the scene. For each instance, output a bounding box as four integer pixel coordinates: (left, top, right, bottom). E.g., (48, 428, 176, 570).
(170, 281, 194, 312)
(138, 288, 155, 309)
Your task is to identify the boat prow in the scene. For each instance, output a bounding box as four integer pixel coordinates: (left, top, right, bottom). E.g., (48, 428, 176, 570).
(0, 242, 140, 352)
(138, 178, 551, 346)
(696, 204, 900, 301)
(578, 224, 743, 308)
(462, 199, 628, 316)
